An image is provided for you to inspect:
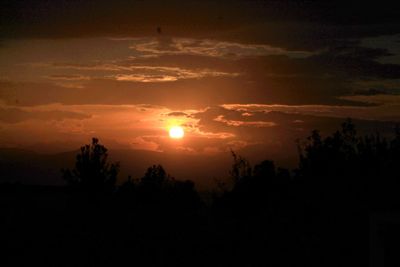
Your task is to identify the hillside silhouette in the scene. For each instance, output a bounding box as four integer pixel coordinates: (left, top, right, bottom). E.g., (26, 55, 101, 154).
(1, 119, 400, 266)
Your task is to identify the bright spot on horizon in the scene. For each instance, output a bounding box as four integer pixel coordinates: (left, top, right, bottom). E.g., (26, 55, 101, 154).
(169, 126, 185, 139)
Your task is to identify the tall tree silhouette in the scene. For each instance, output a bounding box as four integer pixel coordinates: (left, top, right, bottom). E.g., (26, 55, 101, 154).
(62, 138, 119, 193)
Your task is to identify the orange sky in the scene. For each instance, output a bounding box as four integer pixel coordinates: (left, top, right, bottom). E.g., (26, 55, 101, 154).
(0, 1, 400, 185)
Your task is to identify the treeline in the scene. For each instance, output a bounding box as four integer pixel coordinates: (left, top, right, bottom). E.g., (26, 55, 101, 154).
(1, 119, 400, 266)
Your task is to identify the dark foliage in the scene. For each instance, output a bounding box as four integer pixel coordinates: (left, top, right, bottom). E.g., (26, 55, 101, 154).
(61, 138, 119, 193)
(2, 121, 400, 266)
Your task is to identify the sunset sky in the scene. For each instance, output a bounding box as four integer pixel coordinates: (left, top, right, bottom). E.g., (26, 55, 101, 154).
(1, 1, 400, 184)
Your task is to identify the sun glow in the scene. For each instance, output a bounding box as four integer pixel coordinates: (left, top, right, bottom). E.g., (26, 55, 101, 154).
(169, 126, 185, 139)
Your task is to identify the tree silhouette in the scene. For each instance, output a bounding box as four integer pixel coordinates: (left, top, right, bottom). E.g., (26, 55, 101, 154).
(293, 119, 400, 266)
(141, 164, 169, 186)
(229, 150, 252, 184)
(7, 120, 400, 267)
(62, 138, 119, 193)
(253, 160, 275, 179)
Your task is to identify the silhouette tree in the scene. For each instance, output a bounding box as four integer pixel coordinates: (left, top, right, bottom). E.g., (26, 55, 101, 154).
(141, 164, 169, 186)
(292, 119, 400, 266)
(297, 118, 360, 180)
(253, 160, 275, 179)
(229, 150, 252, 184)
(10, 119, 400, 267)
(62, 138, 119, 193)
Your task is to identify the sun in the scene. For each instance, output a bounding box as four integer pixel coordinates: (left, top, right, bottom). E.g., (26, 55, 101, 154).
(169, 126, 184, 139)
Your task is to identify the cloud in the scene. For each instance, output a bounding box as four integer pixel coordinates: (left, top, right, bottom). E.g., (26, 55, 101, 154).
(111, 67, 239, 82)
(221, 103, 400, 121)
(214, 115, 276, 128)
(3, 36, 399, 108)
(129, 37, 314, 59)
(1, 1, 399, 52)
(32, 62, 241, 83)
(1, 1, 400, 166)
(353, 88, 400, 96)
(349, 79, 400, 96)
(114, 74, 177, 83)
(0, 102, 398, 169)
(165, 111, 189, 117)
(308, 45, 400, 80)
(339, 95, 400, 106)
(46, 74, 91, 81)
(0, 103, 239, 154)
(0, 106, 91, 124)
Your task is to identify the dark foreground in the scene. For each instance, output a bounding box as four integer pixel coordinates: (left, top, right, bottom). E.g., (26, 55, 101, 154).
(1, 121, 400, 266)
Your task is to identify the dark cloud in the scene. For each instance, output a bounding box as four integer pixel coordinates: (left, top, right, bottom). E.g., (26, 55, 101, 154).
(1, 1, 399, 51)
(47, 74, 91, 81)
(0, 75, 376, 108)
(165, 112, 188, 117)
(1, 32, 398, 108)
(308, 45, 400, 80)
(353, 88, 400, 96)
(0, 107, 91, 124)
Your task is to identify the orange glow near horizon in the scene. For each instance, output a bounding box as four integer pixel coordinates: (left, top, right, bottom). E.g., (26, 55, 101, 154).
(169, 126, 185, 139)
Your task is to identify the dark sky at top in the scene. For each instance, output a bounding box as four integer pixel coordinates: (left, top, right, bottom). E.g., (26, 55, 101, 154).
(2, 1, 400, 46)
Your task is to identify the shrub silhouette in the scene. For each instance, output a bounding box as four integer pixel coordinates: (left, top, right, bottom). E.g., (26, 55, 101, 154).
(62, 138, 119, 193)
